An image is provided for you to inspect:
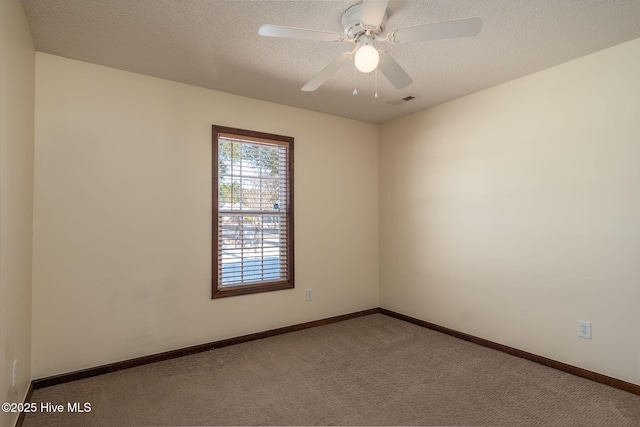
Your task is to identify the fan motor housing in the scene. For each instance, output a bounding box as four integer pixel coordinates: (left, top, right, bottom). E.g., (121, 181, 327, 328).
(342, 3, 386, 39)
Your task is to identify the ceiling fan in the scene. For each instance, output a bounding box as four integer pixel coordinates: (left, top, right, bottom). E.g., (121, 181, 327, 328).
(258, 0, 482, 92)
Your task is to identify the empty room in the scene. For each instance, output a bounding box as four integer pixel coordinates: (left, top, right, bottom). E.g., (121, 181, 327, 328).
(1, 1, 639, 426)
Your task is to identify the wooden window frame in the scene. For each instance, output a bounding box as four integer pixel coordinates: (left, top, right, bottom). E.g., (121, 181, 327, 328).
(212, 125, 294, 299)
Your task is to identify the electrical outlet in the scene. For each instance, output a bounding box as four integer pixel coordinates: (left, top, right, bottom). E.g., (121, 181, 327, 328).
(306, 289, 313, 301)
(12, 359, 17, 387)
(578, 320, 592, 339)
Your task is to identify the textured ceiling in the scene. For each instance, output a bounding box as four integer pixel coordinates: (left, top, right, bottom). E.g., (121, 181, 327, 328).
(20, 0, 640, 124)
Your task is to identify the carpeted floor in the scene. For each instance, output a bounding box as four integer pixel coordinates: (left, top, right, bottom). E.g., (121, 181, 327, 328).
(23, 313, 640, 426)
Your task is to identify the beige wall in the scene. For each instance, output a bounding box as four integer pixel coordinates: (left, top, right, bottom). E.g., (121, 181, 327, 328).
(32, 53, 379, 378)
(0, 1, 35, 426)
(379, 38, 640, 385)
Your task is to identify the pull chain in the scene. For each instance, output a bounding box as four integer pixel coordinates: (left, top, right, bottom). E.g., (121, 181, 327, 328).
(374, 68, 379, 99)
(353, 61, 358, 95)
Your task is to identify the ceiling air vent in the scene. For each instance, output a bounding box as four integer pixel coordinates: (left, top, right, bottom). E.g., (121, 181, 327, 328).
(388, 95, 417, 106)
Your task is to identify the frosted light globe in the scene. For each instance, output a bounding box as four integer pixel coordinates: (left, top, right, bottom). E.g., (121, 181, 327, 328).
(354, 45, 379, 73)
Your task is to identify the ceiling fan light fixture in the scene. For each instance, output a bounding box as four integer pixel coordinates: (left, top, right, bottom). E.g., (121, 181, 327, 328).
(354, 44, 379, 73)
(259, 1, 481, 92)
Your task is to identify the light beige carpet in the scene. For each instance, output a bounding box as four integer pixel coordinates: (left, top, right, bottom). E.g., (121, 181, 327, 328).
(23, 314, 640, 426)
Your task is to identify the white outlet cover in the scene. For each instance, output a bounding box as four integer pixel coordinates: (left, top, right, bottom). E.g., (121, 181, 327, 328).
(578, 320, 592, 339)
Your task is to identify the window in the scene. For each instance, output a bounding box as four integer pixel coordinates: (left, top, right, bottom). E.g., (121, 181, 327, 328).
(212, 126, 294, 298)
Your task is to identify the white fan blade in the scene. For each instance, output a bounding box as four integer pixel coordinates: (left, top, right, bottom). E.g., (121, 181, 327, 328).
(377, 51, 412, 90)
(361, 0, 389, 28)
(302, 52, 352, 92)
(259, 24, 345, 42)
(390, 17, 482, 44)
